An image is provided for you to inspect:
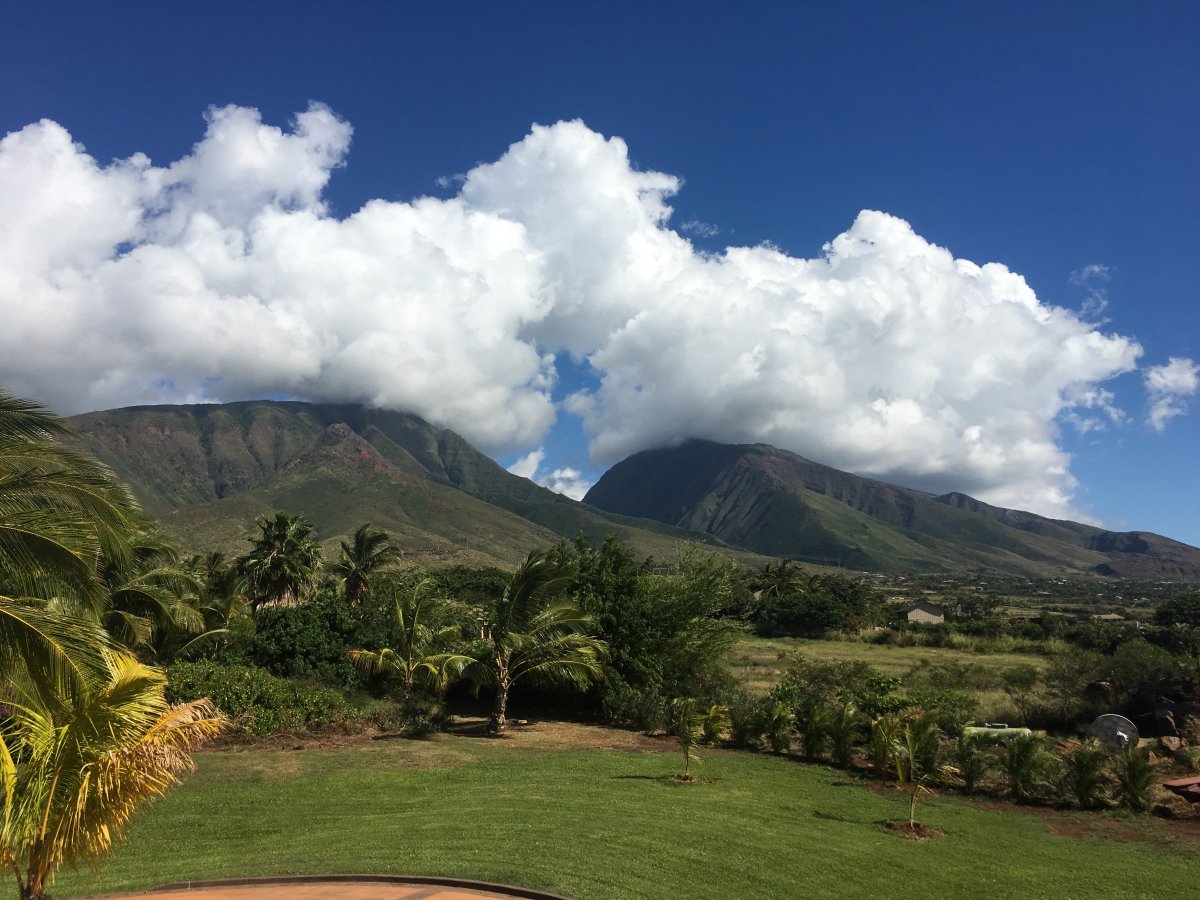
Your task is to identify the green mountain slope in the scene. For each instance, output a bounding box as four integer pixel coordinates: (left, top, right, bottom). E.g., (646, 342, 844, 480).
(65, 401, 733, 567)
(583, 440, 1200, 578)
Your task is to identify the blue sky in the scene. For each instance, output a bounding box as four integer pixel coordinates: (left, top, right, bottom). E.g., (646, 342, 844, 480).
(2, 1, 1197, 545)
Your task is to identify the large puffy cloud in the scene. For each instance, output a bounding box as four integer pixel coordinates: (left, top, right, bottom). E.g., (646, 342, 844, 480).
(0, 107, 1150, 516)
(0, 104, 556, 451)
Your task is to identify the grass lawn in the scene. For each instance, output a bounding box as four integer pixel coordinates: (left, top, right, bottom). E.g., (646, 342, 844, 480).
(56, 722, 1197, 900)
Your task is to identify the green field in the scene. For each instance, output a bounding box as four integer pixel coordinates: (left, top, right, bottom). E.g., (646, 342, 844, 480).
(729, 635, 1051, 721)
(55, 724, 1196, 900)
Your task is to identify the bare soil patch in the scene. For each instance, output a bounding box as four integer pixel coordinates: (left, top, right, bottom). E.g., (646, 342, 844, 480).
(881, 820, 945, 841)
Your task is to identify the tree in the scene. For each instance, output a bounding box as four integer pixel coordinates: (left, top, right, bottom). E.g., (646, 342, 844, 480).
(955, 728, 992, 793)
(0, 653, 225, 900)
(1001, 665, 1041, 724)
(470, 550, 606, 735)
(348, 576, 473, 696)
(1065, 739, 1111, 809)
(1004, 734, 1054, 802)
(0, 392, 225, 898)
(238, 513, 323, 614)
(0, 390, 142, 618)
(1155, 591, 1200, 629)
(99, 526, 206, 652)
(828, 701, 862, 768)
(1113, 745, 1156, 813)
(332, 524, 402, 605)
(754, 559, 802, 600)
(671, 698, 726, 779)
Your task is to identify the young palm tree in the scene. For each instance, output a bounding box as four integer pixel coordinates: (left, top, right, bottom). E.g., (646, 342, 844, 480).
(1004, 734, 1053, 802)
(1066, 739, 1111, 809)
(672, 697, 725, 779)
(0, 652, 226, 900)
(1113, 745, 1156, 812)
(828, 701, 862, 768)
(238, 512, 323, 614)
(471, 550, 606, 735)
(955, 728, 993, 794)
(871, 713, 905, 779)
(348, 576, 474, 696)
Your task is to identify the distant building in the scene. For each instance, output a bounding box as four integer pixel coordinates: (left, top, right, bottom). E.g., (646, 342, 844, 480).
(1092, 613, 1126, 622)
(901, 600, 945, 624)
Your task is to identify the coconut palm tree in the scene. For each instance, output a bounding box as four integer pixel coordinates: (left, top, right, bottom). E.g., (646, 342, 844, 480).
(0, 390, 143, 701)
(348, 576, 473, 696)
(95, 526, 206, 651)
(0, 390, 226, 899)
(0, 390, 141, 614)
(672, 697, 724, 779)
(470, 550, 606, 735)
(238, 512, 323, 614)
(0, 652, 226, 900)
(332, 523, 402, 604)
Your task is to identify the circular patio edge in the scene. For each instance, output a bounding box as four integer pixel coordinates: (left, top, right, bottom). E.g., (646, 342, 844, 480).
(92, 874, 572, 900)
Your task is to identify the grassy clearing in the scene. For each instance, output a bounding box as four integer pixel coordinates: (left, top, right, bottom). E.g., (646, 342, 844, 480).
(729, 636, 1049, 719)
(56, 723, 1197, 900)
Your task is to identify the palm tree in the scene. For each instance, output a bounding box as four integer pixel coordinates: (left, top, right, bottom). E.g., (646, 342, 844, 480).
(0, 652, 226, 900)
(755, 559, 801, 599)
(1066, 739, 1111, 809)
(672, 698, 726, 779)
(332, 523, 402, 604)
(97, 526, 206, 651)
(348, 577, 474, 696)
(470, 550, 606, 735)
(238, 512, 323, 614)
(0, 390, 142, 615)
(0, 392, 225, 898)
(0, 390, 140, 702)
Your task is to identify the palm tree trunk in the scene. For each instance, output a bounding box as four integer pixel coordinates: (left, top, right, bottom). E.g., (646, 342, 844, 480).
(488, 678, 510, 735)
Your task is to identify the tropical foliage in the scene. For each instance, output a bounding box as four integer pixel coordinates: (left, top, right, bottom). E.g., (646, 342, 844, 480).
(0, 390, 225, 899)
(469, 549, 606, 735)
(238, 512, 323, 614)
(347, 575, 473, 696)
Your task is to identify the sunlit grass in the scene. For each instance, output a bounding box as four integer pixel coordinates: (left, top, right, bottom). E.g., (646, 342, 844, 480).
(57, 728, 1195, 900)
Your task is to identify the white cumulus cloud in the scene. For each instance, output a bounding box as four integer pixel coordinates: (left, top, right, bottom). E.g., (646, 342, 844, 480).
(507, 448, 545, 479)
(0, 106, 1153, 519)
(1145, 357, 1199, 431)
(540, 467, 594, 501)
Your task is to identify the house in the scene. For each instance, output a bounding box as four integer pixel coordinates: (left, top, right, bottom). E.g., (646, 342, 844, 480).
(900, 599, 945, 624)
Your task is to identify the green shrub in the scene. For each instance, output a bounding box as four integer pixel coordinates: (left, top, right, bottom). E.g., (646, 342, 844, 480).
(166, 661, 349, 736)
(955, 728, 992, 793)
(1113, 745, 1156, 813)
(1065, 740, 1111, 809)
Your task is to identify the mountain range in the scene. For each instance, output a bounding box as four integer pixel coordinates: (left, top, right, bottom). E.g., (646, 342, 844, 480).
(65, 401, 733, 569)
(65, 401, 1200, 579)
(583, 440, 1200, 579)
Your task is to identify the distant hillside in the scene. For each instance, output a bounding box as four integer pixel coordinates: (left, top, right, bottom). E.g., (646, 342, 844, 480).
(66, 402, 734, 568)
(583, 440, 1200, 579)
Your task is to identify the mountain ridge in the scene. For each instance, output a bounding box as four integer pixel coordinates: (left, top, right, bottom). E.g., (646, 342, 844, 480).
(583, 439, 1200, 579)
(65, 401, 736, 568)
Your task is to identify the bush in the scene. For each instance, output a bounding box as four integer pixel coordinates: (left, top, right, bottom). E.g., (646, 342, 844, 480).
(956, 729, 992, 793)
(370, 695, 449, 738)
(166, 661, 350, 736)
(1114, 745, 1156, 813)
(1065, 740, 1111, 809)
